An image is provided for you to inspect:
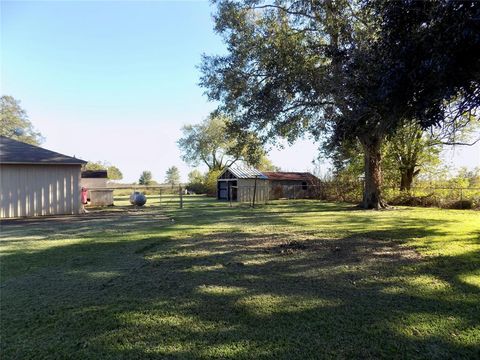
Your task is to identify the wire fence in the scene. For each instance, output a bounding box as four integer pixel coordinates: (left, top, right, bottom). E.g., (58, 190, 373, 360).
(87, 182, 480, 210)
(224, 183, 480, 209)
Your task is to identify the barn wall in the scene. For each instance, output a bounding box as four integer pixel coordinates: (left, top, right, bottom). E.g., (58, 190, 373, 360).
(237, 179, 269, 203)
(269, 180, 311, 199)
(0, 164, 82, 218)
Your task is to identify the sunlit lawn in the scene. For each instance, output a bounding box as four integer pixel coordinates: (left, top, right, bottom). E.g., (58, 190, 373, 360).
(1, 196, 479, 359)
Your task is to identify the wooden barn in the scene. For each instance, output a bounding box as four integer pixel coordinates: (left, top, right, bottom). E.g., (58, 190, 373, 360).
(217, 166, 320, 203)
(0, 136, 86, 218)
(217, 165, 269, 202)
(264, 172, 320, 199)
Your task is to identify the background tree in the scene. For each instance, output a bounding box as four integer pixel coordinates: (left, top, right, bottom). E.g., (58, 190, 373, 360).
(186, 169, 208, 194)
(84, 162, 105, 171)
(188, 169, 204, 184)
(256, 156, 280, 172)
(383, 122, 442, 191)
(84, 161, 123, 180)
(106, 166, 123, 181)
(178, 114, 267, 172)
(0, 95, 43, 145)
(201, 0, 480, 208)
(165, 166, 181, 188)
(139, 171, 153, 186)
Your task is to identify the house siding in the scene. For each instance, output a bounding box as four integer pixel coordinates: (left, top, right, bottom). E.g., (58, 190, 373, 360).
(0, 164, 82, 218)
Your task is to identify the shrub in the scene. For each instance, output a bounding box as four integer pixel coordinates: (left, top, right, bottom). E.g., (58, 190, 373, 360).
(204, 170, 221, 196)
(441, 200, 473, 210)
(389, 192, 439, 207)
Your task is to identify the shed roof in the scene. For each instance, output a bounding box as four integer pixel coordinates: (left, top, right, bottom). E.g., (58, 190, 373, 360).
(262, 172, 318, 181)
(81, 170, 108, 178)
(219, 164, 268, 179)
(0, 136, 87, 165)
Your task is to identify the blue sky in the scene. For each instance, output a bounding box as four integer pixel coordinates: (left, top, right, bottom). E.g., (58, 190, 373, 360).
(1, 0, 478, 182)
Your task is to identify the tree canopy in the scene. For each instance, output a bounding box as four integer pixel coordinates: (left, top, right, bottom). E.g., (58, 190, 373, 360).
(178, 114, 268, 171)
(84, 161, 123, 180)
(139, 171, 153, 186)
(201, 0, 480, 208)
(0, 95, 44, 145)
(165, 166, 181, 187)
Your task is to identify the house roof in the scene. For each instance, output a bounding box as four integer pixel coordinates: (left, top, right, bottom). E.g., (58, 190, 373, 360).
(262, 172, 318, 181)
(219, 164, 268, 179)
(81, 170, 108, 178)
(0, 136, 87, 165)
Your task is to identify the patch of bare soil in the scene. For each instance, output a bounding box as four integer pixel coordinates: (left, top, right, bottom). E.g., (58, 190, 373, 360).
(278, 241, 308, 254)
(222, 231, 423, 266)
(0, 206, 170, 226)
(189, 231, 423, 268)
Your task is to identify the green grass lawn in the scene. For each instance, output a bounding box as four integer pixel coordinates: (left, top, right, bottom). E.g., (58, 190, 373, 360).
(1, 196, 479, 359)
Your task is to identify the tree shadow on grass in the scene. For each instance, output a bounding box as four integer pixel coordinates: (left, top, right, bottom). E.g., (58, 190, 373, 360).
(1, 206, 479, 359)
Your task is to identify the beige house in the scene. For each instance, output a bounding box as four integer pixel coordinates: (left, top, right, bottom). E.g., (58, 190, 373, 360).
(0, 136, 86, 218)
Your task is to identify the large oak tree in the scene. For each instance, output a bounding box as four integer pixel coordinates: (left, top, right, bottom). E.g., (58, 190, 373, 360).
(200, 0, 480, 208)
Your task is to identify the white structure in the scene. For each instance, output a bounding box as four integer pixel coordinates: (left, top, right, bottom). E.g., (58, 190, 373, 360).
(80, 170, 108, 189)
(0, 136, 86, 218)
(80, 170, 114, 206)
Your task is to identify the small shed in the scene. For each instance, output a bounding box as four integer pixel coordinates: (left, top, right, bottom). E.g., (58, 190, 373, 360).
(80, 170, 114, 206)
(217, 165, 269, 202)
(0, 136, 86, 218)
(217, 166, 320, 202)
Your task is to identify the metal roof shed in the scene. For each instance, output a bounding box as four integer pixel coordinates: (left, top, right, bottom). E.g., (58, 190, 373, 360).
(217, 165, 269, 202)
(0, 136, 87, 218)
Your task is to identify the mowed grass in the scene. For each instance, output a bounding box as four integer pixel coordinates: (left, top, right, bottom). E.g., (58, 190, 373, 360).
(1, 196, 479, 359)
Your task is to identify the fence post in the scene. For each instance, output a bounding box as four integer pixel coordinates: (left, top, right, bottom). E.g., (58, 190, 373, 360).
(293, 185, 296, 199)
(229, 185, 232, 207)
(252, 176, 258, 208)
(159, 188, 162, 206)
(179, 186, 183, 209)
(460, 188, 463, 209)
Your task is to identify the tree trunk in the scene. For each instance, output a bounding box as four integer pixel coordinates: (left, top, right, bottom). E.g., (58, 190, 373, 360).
(400, 167, 419, 191)
(360, 136, 387, 209)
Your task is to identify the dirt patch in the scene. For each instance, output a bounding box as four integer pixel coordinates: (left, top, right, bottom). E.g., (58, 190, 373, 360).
(0, 206, 172, 240)
(0, 206, 170, 226)
(278, 241, 308, 255)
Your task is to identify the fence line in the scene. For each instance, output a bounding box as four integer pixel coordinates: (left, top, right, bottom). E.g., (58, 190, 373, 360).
(99, 183, 479, 210)
(225, 183, 480, 208)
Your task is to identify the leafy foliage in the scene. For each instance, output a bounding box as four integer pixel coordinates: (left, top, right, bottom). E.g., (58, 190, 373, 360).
(0, 95, 43, 145)
(178, 114, 269, 171)
(84, 161, 123, 180)
(201, 0, 480, 208)
(165, 166, 181, 187)
(138, 170, 153, 186)
(186, 169, 223, 196)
